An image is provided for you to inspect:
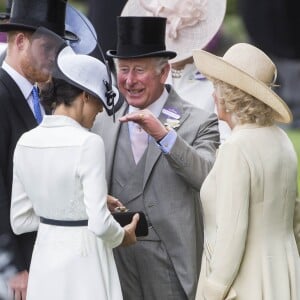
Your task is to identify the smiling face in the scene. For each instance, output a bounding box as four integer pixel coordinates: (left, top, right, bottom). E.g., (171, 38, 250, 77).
(116, 57, 170, 109)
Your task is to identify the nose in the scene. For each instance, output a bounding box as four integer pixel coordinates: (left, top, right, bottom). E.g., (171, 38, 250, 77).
(125, 70, 137, 86)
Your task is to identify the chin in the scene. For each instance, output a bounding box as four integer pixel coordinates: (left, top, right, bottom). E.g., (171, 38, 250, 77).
(127, 98, 144, 109)
(33, 72, 51, 84)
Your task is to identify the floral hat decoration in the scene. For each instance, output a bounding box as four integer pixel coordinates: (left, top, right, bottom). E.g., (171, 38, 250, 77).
(121, 0, 227, 63)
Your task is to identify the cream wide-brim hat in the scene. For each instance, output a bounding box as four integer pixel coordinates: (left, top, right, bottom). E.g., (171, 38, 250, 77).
(121, 0, 226, 63)
(193, 43, 292, 123)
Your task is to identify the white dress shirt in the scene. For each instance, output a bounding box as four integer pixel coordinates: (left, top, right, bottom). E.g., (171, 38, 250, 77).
(2, 61, 45, 116)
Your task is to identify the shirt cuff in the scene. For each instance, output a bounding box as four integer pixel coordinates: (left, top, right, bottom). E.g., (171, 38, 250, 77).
(156, 129, 177, 154)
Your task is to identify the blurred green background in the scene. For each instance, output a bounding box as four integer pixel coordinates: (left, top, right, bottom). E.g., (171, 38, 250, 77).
(0, 0, 299, 191)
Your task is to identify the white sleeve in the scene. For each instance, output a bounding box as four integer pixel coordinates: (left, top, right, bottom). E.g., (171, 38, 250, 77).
(10, 146, 40, 235)
(78, 134, 124, 248)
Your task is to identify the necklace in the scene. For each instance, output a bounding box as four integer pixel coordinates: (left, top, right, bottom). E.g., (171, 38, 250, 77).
(171, 68, 183, 79)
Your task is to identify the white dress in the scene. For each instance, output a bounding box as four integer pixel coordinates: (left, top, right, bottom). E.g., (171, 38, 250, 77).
(10, 115, 124, 300)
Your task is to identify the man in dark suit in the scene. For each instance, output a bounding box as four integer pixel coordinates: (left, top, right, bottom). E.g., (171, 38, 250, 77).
(0, 0, 75, 298)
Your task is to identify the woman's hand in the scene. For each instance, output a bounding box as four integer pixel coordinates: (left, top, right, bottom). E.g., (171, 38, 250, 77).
(120, 213, 140, 247)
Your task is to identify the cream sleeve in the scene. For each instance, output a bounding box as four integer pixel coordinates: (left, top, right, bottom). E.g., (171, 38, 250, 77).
(202, 142, 250, 300)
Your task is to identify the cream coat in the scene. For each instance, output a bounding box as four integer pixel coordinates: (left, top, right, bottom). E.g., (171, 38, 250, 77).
(196, 124, 300, 300)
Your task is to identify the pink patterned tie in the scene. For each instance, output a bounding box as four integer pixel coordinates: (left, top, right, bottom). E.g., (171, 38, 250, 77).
(130, 123, 148, 164)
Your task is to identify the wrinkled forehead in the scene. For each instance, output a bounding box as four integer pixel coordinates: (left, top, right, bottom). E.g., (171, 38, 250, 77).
(116, 57, 158, 68)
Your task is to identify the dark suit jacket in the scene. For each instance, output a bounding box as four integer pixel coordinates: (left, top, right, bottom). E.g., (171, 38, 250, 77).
(0, 68, 37, 272)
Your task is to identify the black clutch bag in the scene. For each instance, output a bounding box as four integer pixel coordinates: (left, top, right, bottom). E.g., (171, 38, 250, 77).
(112, 211, 149, 237)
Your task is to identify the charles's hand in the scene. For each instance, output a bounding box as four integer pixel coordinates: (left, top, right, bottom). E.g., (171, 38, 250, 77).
(8, 270, 28, 300)
(107, 195, 124, 212)
(119, 109, 168, 141)
(120, 213, 140, 247)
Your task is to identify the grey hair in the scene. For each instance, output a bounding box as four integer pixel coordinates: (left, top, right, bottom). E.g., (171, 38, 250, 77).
(152, 57, 169, 74)
(113, 57, 169, 75)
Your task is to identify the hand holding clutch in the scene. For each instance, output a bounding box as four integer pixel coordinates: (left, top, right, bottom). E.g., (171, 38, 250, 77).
(113, 210, 149, 237)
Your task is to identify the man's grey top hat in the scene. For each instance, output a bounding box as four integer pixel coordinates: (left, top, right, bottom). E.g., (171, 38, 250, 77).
(106, 16, 177, 59)
(0, 0, 76, 40)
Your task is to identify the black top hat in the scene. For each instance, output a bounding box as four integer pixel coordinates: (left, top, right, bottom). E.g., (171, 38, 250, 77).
(0, 0, 76, 40)
(106, 16, 176, 59)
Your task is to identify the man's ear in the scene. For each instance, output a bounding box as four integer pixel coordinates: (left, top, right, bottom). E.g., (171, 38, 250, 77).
(160, 63, 170, 84)
(16, 32, 28, 50)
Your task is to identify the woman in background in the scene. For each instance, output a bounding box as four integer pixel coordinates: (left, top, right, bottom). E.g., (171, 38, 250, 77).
(10, 46, 139, 300)
(193, 43, 299, 300)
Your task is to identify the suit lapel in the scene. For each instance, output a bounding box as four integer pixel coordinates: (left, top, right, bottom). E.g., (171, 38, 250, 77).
(0, 68, 37, 129)
(143, 87, 190, 188)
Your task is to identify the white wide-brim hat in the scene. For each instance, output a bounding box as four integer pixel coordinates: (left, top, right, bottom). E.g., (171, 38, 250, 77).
(193, 43, 292, 123)
(56, 46, 120, 115)
(121, 0, 226, 63)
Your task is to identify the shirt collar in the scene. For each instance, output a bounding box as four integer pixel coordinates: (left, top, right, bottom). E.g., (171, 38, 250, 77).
(40, 115, 87, 130)
(2, 61, 33, 100)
